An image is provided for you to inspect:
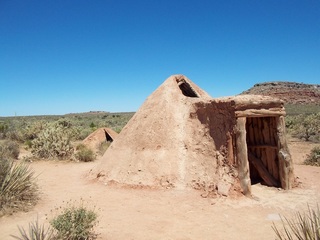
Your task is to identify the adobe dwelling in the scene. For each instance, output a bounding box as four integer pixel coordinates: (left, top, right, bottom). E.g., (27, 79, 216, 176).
(94, 75, 294, 196)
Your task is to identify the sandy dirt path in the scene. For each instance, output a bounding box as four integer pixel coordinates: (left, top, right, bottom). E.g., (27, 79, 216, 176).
(1, 140, 320, 240)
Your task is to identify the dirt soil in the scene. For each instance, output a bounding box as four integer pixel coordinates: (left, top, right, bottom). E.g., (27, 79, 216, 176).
(1, 139, 320, 240)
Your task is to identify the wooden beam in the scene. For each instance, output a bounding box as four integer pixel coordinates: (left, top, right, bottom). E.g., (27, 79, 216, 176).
(235, 117, 251, 196)
(233, 100, 283, 111)
(235, 108, 285, 118)
(248, 152, 279, 187)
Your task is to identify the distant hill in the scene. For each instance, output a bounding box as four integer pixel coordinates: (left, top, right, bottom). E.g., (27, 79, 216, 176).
(240, 81, 320, 105)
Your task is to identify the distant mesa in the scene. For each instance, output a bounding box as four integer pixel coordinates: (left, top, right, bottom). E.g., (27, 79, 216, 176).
(241, 81, 320, 105)
(87, 111, 109, 114)
(65, 111, 109, 116)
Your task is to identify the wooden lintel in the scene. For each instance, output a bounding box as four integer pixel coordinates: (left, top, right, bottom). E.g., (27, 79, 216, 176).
(235, 108, 285, 118)
(232, 98, 284, 111)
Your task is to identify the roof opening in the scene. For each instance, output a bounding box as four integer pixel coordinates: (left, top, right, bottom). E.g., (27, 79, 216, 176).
(176, 79, 199, 98)
(104, 129, 114, 142)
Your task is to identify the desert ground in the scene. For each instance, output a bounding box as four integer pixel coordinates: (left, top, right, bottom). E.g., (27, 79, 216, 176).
(0, 139, 319, 240)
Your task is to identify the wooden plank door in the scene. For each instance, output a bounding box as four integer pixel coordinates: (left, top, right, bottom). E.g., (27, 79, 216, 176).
(246, 117, 280, 187)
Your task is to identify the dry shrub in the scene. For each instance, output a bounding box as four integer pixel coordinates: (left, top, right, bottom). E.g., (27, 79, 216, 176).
(75, 144, 95, 162)
(0, 140, 20, 159)
(304, 147, 320, 167)
(50, 199, 98, 240)
(11, 199, 99, 240)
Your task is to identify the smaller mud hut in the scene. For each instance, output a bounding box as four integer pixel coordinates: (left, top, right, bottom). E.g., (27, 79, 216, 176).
(83, 128, 118, 153)
(94, 75, 294, 196)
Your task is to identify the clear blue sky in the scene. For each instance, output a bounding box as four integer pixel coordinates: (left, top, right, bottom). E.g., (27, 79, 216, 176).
(1, 0, 319, 116)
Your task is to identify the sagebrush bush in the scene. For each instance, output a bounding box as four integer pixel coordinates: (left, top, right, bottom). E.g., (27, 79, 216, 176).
(0, 159, 38, 216)
(50, 199, 98, 240)
(0, 140, 20, 159)
(75, 144, 95, 162)
(304, 147, 320, 167)
(272, 205, 320, 240)
(11, 217, 53, 240)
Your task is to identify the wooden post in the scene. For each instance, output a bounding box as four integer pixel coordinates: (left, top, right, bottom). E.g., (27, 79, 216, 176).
(236, 117, 251, 196)
(276, 116, 294, 189)
(227, 132, 234, 165)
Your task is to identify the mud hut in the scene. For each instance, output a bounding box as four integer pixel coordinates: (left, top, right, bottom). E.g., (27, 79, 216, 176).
(94, 75, 294, 196)
(83, 128, 118, 153)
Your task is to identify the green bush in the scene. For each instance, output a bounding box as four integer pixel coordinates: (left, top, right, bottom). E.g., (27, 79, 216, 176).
(272, 205, 320, 240)
(89, 122, 97, 129)
(0, 140, 20, 159)
(11, 217, 53, 240)
(304, 147, 320, 167)
(0, 159, 38, 216)
(75, 144, 95, 162)
(50, 200, 98, 240)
